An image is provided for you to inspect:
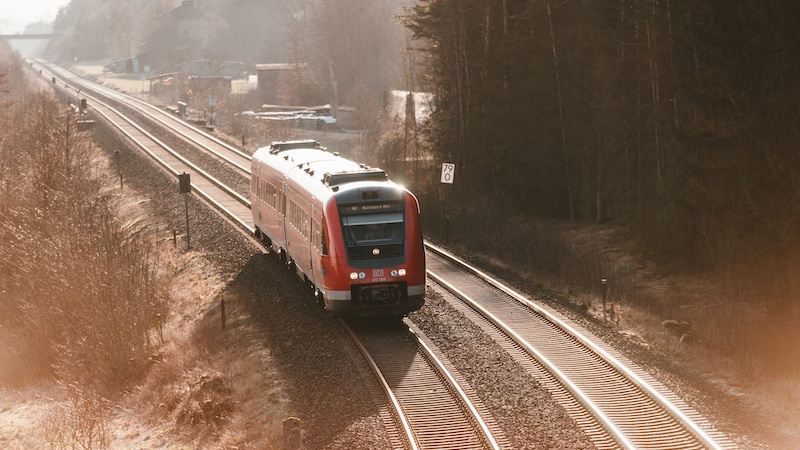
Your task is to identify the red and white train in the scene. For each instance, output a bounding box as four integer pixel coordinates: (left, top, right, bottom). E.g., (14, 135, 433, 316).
(250, 140, 425, 316)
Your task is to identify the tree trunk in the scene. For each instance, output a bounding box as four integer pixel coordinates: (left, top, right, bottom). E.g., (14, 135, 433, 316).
(546, 0, 575, 221)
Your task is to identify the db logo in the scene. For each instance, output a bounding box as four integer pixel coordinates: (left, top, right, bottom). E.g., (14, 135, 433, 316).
(373, 269, 384, 277)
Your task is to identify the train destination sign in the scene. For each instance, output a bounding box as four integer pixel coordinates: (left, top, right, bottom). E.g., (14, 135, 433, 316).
(341, 203, 402, 214)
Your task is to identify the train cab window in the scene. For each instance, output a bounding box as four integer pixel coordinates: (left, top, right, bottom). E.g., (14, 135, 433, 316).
(340, 212, 405, 259)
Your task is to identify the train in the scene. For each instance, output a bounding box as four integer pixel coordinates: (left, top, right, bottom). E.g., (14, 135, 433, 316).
(250, 139, 425, 316)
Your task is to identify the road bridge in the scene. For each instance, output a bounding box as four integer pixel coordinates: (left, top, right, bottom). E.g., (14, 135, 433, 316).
(0, 34, 60, 40)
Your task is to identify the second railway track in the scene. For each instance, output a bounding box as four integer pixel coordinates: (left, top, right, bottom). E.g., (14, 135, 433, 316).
(425, 243, 735, 450)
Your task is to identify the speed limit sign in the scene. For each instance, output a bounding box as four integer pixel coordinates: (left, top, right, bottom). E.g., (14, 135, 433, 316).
(441, 163, 455, 184)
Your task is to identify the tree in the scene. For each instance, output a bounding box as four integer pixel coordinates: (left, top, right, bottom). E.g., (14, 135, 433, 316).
(283, 0, 407, 122)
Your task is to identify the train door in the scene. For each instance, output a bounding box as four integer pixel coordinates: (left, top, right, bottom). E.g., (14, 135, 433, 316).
(250, 169, 259, 228)
(280, 181, 288, 248)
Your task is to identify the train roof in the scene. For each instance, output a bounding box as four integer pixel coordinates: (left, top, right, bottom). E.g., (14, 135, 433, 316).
(252, 140, 400, 201)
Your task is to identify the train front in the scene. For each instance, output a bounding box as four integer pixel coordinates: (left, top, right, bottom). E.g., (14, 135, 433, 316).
(321, 181, 426, 316)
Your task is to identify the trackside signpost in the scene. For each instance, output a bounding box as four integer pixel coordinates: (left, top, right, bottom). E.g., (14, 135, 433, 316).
(441, 162, 455, 184)
(178, 172, 191, 249)
(440, 162, 455, 241)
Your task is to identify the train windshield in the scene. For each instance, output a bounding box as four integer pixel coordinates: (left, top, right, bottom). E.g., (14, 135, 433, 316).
(340, 210, 405, 259)
(342, 213, 404, 245)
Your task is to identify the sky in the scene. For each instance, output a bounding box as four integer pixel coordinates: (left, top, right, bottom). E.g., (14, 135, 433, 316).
(0, 0, 70, 34)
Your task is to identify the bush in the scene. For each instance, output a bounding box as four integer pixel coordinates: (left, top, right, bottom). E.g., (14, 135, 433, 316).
(38, 385, 113, 450)
(0, 58, 168, 392)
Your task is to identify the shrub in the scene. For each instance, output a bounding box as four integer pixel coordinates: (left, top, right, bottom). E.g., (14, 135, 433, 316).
(0, 58, 168, 392)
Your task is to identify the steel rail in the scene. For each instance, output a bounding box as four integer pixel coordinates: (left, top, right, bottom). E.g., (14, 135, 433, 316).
(37, 63, 253, 234)
(339, 320, 419, 450)
(343, 319, 504, 450)
(428, 269, 633, 449)
(35, 60, 253, 174)
(404, 320, 506, 450)
(424, 242, 730, 450)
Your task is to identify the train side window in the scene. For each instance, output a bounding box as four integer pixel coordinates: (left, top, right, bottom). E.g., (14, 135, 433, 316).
(287, 200, 309, 236)
(321, 225, 328, 255)
(267, 182, 276, 208)
(312, 218, 322, 251)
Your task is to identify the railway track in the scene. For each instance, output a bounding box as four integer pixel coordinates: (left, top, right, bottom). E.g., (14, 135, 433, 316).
(425, 243, 735, 450)
(38, 60, 252, 175)
(31, 61, 736, 449)
(345, 318, 509, 450)
(34, 61, 254, 236)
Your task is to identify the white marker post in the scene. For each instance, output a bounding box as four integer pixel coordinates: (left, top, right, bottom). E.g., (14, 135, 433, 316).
(441, 162, 455, 184)
(440, 163, 455, 241)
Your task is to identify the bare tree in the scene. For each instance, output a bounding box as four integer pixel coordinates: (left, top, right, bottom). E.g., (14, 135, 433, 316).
(545, 0, 574, 221)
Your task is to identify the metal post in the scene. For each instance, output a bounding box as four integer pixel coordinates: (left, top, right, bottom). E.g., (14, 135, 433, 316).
(184, 194, 191, 249)
(114, 150, 123, 189)
(220, 293, 226, 330)
(283, 417, 302, 450)
(178, 173, 192, 249)
(601, 278, 608, 321)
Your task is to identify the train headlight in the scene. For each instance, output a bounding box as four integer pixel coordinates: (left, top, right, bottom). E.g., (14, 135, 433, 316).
(398, 268, 407, 277)
(359, 272, 366, 279)
(350, 272, 359, 280)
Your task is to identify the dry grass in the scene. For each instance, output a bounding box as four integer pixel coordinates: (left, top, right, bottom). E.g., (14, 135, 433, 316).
(0, 58, 291, 446)
(103, 236, 291, 448)
(37, 386, 113, 450)
(1, 196, 291, 449)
